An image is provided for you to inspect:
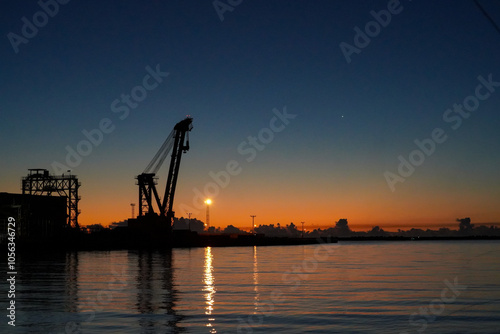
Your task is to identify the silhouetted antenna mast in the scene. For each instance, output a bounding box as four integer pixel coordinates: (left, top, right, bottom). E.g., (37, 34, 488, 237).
(205, 199, 212, 230)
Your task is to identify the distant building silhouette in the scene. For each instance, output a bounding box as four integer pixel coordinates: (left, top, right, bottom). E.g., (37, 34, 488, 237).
(457, 217, 474, 232)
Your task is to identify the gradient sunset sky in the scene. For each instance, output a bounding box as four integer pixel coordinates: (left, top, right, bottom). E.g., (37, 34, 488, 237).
(1, 0, 499, 230)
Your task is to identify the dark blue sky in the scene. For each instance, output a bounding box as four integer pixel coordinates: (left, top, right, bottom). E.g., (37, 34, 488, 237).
(1, 0, 499, 228)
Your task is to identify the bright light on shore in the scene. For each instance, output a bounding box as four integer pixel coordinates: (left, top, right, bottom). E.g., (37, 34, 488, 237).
(205, 199, 212, 205)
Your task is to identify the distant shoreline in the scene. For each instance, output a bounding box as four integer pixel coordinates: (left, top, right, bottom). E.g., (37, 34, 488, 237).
(337, 235, 500, 241)
(4, 233, 500, 254)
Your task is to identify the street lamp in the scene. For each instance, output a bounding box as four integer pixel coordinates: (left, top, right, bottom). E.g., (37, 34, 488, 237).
(250, 215, 256, 234)
(130, 203, 135, 218)
(205, 199, 212, 230)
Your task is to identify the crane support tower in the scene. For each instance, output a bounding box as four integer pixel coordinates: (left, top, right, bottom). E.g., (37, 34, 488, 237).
(135, 117, 193, 234)
(21, 168, 81, 229)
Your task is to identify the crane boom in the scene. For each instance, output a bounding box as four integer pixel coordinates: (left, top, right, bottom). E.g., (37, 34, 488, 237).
(162, 118, 191, 219)
(136, 117, 193, 231)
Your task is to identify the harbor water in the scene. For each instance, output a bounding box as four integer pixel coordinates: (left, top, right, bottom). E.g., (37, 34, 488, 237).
(1, 241, 499, 333)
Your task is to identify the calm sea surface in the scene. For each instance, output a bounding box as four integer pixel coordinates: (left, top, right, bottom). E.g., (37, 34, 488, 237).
(1, 241, 500, 333)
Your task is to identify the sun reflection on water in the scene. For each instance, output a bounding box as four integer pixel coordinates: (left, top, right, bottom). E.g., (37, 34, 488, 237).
(204, 246, 217, 333)
(253, 246, 260, 314)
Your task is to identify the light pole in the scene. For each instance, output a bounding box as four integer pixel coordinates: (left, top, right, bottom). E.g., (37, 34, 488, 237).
(250, 215, 256, 234)
(301, 221, 305, 238)
(187, 212, 192, 231)
(130, 203, 135, 218)
(205, 199, 212, 230)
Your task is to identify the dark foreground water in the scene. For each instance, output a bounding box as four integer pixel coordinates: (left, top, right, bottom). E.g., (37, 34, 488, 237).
(1, 241, 499, 333)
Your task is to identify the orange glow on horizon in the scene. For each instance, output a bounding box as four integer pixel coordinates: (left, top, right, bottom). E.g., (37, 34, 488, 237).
(80, 196, 500, 232)
(75, 168, 500, 231)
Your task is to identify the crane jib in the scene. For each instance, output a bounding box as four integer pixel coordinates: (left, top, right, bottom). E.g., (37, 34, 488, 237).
(136, 117, 193, 225)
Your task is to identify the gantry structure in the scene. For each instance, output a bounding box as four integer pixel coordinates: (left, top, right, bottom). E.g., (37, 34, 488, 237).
(22, 168, 80, 229)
